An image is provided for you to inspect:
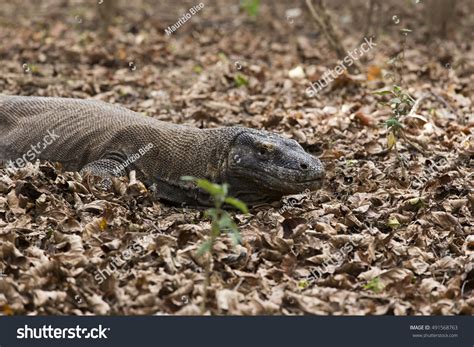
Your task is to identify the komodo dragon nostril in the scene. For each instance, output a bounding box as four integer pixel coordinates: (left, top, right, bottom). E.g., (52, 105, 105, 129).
(300, 162, 308, 170)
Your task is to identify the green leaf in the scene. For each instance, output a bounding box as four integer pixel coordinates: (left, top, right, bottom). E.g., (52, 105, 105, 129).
(228, 228, 242, 246)
(30, 64, 40, 74)
(387, 57, 398, 65)
(193, 65, 203, 74)
(217, 52, 228, 62)
(390, 97, 402, 105)
(241, 0, 260, 17)
(404, 94, 416, 105)
(385, 117, 403, 129)
(219, 212, 242, 245)
(387, 131, 397, 150)
(221, 183, 229, 197)
(180, 176, 223, 197)
(211, 220, 221, 237)
(408, 197, 424, 209)
(197, 239, 213, 256)
(181, 177, 245, 249)
(46, 227, 54, 239)
(371, 89, 392, 96)
(387, 216, 401, 229)
(224, 197, 248, 213)
(298, 279, 310, 289)
(234, 73, 248, 87)
(218, 212, 238, 232)
(195, 179, 224, 197)
(204, 208, 218, 220)
(363, 277, 384, 293)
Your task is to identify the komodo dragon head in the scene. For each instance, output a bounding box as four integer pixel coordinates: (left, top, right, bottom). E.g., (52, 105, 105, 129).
(222, 129, 325, 204)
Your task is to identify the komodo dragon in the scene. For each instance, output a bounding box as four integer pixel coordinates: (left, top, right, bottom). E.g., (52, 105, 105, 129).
(0, 95, 324, 205)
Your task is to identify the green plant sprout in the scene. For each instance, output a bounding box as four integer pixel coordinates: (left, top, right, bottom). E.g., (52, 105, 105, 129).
(234, 73, 249, 87)
(363, 277, 385, 293)
(374, 24, 420, 155)
(240, 0, 260, 18)
(181, 176, 248, 313)
(373, 85, 415, 151)
(193, 65, 203, 74)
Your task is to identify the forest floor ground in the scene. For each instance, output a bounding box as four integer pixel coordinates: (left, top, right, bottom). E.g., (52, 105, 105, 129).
(0, 0, 472, 315)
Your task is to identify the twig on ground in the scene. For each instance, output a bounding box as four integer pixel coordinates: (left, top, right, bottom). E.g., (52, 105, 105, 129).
(400, 131, 428, 155)
(201, 251, 214, 314)
(362, 0, 376, 40)
(305, 0, 360, 74)
(429, 91, 461, 122)
(402, 94, 430, 121)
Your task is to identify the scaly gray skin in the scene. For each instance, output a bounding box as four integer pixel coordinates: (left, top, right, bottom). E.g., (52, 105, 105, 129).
(0, 95, 324, 205)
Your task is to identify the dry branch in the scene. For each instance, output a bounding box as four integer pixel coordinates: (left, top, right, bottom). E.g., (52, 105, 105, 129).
(305, 0, 360, 74)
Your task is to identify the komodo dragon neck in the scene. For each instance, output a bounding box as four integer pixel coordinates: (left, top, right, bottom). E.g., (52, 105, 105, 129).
(0, 95, 325, 205)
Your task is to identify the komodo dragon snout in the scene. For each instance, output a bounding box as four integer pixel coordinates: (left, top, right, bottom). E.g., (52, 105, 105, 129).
(224, 130, 325, 204)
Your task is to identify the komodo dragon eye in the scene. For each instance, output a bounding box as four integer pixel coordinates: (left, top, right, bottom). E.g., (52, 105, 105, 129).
(257, 143, 274, 156)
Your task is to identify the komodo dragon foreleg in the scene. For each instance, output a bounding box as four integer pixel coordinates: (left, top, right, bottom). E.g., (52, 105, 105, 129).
(80, 159, 212, 205)
(79, 159, 126, 190)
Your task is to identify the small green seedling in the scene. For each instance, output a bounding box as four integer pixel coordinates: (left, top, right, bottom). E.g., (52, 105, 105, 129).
(387, 216, 401, 230)
(363, 277, 385, 293)
(374, 26, 419, 154)
(298, 279, 310, 290)
(217, 52, 228, 62)
(240, 0, 260, 17)
(181, 176, 248, 255)
(181, 176, 248, 313)
(193, 65, 203, 74)
(234, 73, 249, 87)
(373, 85, 415, 151)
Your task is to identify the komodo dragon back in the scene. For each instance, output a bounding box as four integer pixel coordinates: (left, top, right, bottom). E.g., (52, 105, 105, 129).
(0, 95, 325, 205)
